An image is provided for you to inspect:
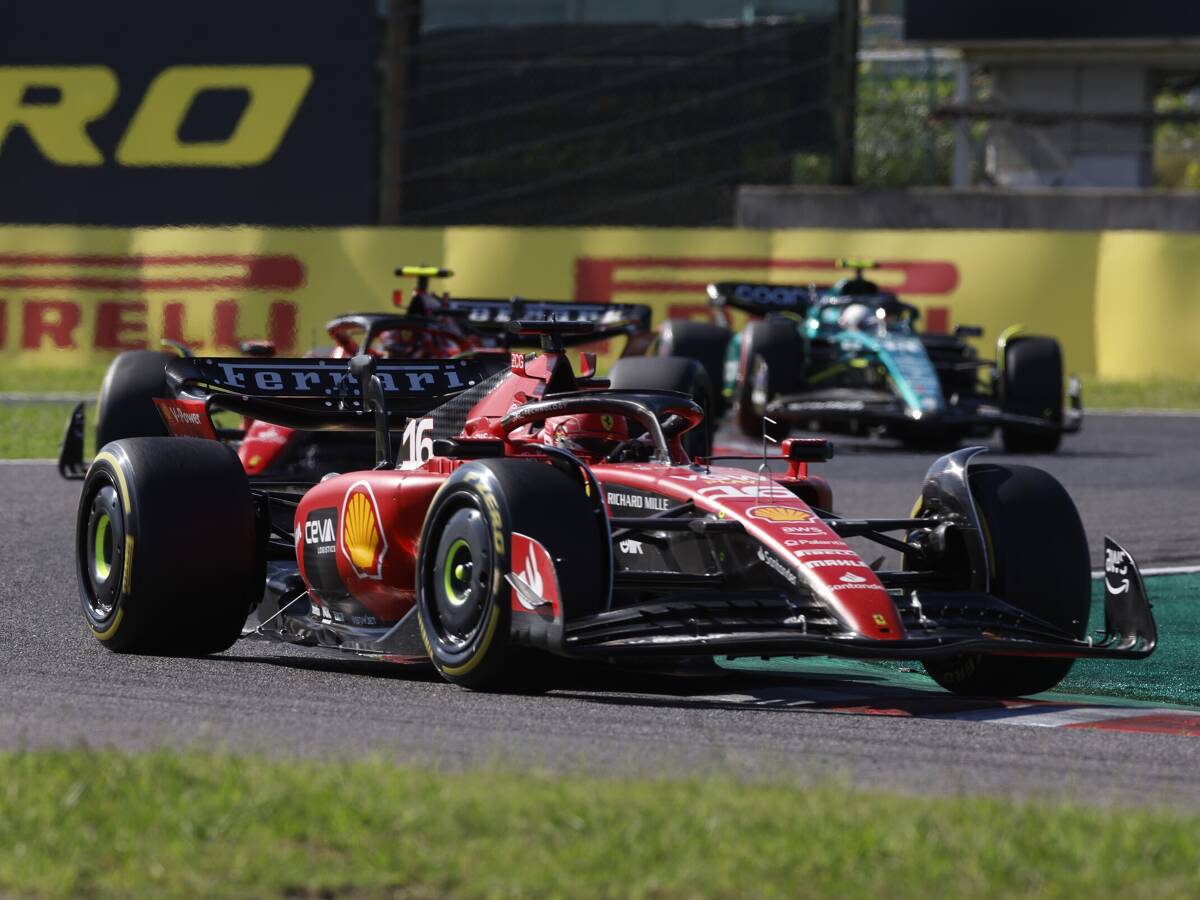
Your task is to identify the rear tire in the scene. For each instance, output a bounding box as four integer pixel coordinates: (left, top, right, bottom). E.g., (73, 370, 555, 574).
(923, 463, 1090, 697)
(77, 437, 261, 655)
(416, 459, 606, 691)
(656, 319, 732, 415)
(95, 350, 173, 448)
(733, 318, 802, 440)
(1001, 337, 1063, 454)
(608, 356, 713, 458)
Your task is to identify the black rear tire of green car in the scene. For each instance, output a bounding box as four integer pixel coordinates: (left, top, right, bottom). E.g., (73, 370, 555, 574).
(416, 459, 606, 691)
(608, 355, 714, 458)
(1001, 337, 1063, 454)
(923, 462, 1090, 697)
(77, 437, 261, 656)
(733, 318, 803, 440)
(94, 350, 174, 448)
(656, 319, 732, 415)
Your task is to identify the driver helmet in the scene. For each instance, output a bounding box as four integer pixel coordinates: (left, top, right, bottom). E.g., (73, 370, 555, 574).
(377, 327, 425, 358)
(838, 303, 879, 332)
(540, 412, 629, 458)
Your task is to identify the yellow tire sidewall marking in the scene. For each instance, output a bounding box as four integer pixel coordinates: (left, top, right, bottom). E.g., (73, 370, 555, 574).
(90, 450, 134, 639)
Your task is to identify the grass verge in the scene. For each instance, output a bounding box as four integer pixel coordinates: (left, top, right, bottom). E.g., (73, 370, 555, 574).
(0, 402, 92, 460)
(0, 364, 111, 394)
(1079, 376, 1200, 410)
(2, 750, 1199, 898)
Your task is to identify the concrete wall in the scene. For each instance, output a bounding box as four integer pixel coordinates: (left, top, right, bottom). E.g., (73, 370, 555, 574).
(736, 186, 1200, 231)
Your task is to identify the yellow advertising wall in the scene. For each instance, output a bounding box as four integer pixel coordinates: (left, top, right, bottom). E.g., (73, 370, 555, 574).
(0, 224, 1192, 378)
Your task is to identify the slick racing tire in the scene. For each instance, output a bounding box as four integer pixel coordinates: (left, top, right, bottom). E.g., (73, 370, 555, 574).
(608, 356, 714, 458)
(94, 350, 174, 448)
(733, 318, 802, 441)
(77, 437, 262, 656)
(923, 463, 1090, 698)
(416, 459, 606, 691)
(1001, 336, 1063, 454)
(656, 319, 732, 415)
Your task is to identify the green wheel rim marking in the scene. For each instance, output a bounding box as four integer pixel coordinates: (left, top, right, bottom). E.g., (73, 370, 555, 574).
(93, 513, 112, 581)
(443, 538, 472, 607)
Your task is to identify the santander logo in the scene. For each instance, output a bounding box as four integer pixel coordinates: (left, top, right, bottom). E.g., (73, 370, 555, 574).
(839, 571, 867, 584)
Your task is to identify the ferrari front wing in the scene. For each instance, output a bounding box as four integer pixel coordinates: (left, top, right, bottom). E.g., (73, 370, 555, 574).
(560, 536, 1154, 663)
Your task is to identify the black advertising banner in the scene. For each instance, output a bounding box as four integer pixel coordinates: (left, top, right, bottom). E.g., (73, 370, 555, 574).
(0, 1, 376, 225)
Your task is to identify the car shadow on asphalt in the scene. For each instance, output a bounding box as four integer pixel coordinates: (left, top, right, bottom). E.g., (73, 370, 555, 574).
(220, 651, 446, 683)
(219, 648, 1011, 718)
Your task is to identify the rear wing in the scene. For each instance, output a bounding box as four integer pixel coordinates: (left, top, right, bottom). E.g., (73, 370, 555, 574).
(707, 282, 811, 316)
(446, 298, 652, 345)
(164, 356, 502, 431)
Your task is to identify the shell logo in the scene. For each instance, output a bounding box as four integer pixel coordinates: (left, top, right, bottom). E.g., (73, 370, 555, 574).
(747, 506, 814, 523)
(340, 480, 388, 579)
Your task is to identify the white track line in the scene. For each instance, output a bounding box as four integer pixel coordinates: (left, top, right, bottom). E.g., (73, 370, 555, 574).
(0, 392, 90, 404)
(1091, 565, 1200, 578)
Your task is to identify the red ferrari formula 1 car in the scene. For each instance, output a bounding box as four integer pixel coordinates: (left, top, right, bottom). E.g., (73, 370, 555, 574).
(59, 267, 708, 480)
(75, 321, 1156, 696)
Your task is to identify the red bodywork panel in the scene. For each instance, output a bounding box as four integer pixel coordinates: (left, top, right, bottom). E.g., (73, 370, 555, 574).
(289, 349, 902, 641)
(155, 397, 217, 439)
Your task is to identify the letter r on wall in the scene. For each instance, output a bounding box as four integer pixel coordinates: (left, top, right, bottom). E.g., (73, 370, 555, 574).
(0, 66, 116, 165)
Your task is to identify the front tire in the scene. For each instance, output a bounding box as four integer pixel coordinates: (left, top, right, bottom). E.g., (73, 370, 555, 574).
(608, 356, 713, 458)
(656, 319, 732, 415)
(416, 459, 606, 690)
(77, 437, 261, 655)
(1001, 337, 1063, 454)
(733, 318, 802, 440)
(923, 463, 1090, 697)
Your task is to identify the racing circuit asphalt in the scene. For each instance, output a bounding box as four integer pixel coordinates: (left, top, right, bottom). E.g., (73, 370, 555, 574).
(2, 411, 1199, 805)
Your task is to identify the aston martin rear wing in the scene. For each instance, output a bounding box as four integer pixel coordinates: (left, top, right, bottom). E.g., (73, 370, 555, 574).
(163, 355, 501, 431)
(707, 281, 812, 316)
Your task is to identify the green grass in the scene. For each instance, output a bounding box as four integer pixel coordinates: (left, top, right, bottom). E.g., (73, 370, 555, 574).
(1080, 376, 1200, 411)
(0, 402, 93, 460)
(2, 750, 1199, 898)
(0, 364, 110, 394)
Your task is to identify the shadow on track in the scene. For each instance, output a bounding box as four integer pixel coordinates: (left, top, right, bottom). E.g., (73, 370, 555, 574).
(217, 646, 997, 719)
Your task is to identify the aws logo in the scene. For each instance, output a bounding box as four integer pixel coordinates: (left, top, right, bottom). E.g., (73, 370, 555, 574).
(0, 65, 311, 167)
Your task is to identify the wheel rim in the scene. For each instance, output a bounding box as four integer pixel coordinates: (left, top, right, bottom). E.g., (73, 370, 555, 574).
(93, 513, 113, 581)
(430, 506, 492, 647)
(82, 480, 125, 623)
(442, 538, 474, 607)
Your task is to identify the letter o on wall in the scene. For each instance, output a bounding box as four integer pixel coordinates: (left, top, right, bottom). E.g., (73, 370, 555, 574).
(115, 65, 312, 167)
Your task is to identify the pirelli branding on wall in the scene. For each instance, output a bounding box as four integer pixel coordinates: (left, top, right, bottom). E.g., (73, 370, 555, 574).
(0, 1, 375, 225)
(3, 224, 1197, 380)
